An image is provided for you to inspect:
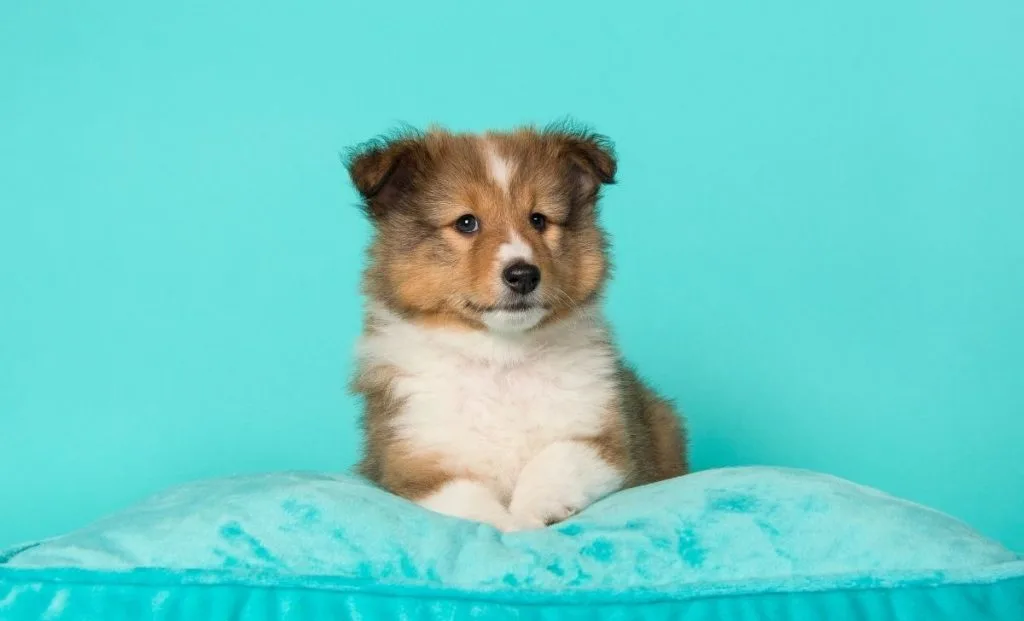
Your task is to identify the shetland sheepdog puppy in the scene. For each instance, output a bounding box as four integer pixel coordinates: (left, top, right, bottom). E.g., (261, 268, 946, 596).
(345, 124, 687, 531)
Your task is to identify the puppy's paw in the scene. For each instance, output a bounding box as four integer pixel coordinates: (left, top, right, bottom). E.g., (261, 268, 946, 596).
(508, 481, 585, 529)
(419, 479, 520, 532)
(501, 514, 546, 532)
(508, 440, 625, 530)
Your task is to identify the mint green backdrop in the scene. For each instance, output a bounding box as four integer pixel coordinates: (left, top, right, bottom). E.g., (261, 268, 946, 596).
(1, 2, 1021, 551)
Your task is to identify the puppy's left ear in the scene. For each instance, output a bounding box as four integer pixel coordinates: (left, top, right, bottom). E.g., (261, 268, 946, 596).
(564, 133, 617, 185)
(547, 124, 617, 202)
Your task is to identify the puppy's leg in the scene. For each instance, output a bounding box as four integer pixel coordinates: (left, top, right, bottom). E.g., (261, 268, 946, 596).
(419, 479, 519, 532)
(509, 440, 624, 529)
(376, 448, 518, 531)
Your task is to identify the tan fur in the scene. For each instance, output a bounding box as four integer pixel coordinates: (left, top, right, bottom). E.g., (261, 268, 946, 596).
(346, 123, 688, 523)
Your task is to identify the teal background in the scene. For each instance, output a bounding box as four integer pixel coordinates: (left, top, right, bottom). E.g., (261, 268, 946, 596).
(1, 1, 1021, 552)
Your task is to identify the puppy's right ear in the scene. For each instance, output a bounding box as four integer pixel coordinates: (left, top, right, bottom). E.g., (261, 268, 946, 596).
(345, 131, 426, 219)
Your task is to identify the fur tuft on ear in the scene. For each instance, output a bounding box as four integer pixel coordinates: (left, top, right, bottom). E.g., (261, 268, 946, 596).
(343, 127, 426, 218)
(543, 119, 617, 187)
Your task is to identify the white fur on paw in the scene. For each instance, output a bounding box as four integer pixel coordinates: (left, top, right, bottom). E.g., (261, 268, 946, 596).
(510, 494, 582, 528)
(419, 479, 519, 531)
(508, 441, 624, 529)
(501, 515, 545, 532)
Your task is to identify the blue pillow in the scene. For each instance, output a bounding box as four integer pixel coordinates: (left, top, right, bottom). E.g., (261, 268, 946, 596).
(2, 467, 1021, 620)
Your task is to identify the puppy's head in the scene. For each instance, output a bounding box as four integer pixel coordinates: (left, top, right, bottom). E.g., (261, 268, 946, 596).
(346, 124, 616, 333)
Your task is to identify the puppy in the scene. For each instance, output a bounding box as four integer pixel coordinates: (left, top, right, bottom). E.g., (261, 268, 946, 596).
(346, 124, 687, 531)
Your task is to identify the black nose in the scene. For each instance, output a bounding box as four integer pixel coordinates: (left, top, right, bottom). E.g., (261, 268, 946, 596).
(502, 262, 541, 295)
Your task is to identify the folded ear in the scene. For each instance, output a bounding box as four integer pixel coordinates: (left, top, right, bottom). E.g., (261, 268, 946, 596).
(545, 123, 617, 203)
(344, 130, 426, 219)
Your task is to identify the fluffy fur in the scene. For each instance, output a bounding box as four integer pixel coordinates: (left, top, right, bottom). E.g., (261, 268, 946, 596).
(346, 123, 687, 531)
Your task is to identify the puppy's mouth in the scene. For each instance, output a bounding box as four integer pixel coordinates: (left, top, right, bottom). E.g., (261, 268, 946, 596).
(464, 300, 547, 314)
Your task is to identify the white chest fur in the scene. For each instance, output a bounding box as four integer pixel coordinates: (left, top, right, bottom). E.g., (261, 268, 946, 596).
(358, 307, 618, 499)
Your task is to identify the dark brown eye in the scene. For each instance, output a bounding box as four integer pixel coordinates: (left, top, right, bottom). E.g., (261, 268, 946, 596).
(454, 214, 479, 234)
(529, 212, 547, 232)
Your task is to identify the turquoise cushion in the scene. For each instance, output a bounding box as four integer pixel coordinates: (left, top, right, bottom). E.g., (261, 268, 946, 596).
(1, 467, 1021, 619)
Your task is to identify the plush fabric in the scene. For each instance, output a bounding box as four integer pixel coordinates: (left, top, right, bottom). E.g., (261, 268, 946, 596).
(2, 467, 1021, 620)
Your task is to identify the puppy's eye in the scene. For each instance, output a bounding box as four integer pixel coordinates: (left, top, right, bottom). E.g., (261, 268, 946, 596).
(529, 213, 547, 232)
(454, 214, 479, 234)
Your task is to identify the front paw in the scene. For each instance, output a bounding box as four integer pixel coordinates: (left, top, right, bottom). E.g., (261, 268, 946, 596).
(507, 440, 624, 530)
(418, 479, 522, 532)
(508, 487, 583, 529)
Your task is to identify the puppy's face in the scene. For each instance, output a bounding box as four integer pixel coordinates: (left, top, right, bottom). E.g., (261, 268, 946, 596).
(347, 125, 616, 333)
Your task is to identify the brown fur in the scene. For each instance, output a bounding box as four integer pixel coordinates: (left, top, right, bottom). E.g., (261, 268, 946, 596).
(573, 363, 688, 493)
(346, 123, 688, 512)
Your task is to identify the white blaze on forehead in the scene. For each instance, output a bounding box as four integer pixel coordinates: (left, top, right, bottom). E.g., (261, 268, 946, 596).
(497, 231, 533, 264)
(484, 141, 515, 194)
